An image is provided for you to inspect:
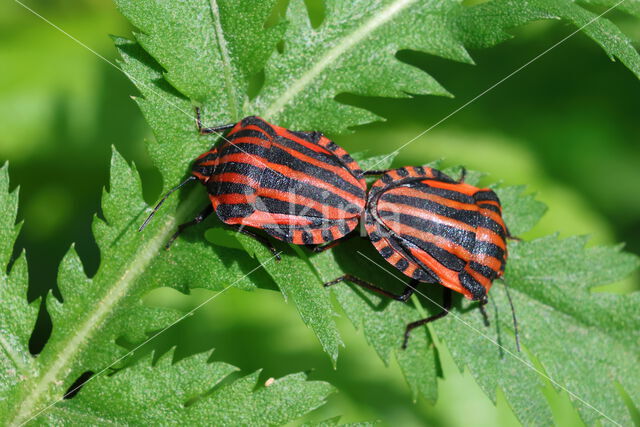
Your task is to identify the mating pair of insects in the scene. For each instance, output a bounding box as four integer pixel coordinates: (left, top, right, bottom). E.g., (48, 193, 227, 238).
(140, 113, 515, 349)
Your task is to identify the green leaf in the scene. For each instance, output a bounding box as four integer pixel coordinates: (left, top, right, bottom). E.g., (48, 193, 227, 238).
(1, 150, 187, 425)
(456, 0, 640, 81)
(44, 352, 333, 425)
(114, 0, 285, 122)
(251, 0, 467, 133)
(116, 0, 640, 138)
(494, 185, 547, 236)
(108, 0, 640, 423)
(578, 0, 640, 19)
(433, 234, 640, 425)
(0, 164, 38, 406)
(0, 158, 334, 425)
(234, 236, 344, 364)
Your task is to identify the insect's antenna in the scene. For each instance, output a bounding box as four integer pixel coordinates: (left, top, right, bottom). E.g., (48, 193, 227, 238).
(139, 176, 197, 232)
(502, 279, 521, 352)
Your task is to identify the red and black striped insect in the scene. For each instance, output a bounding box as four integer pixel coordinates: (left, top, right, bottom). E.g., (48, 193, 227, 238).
(325, 166, 516, 348)
(140, 113, 367, 256)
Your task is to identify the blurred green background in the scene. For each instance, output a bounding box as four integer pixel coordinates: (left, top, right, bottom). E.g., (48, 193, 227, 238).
(1, 0, 638, 425)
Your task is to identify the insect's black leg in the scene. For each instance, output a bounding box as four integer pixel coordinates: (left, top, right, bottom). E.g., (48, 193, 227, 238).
(458, 166, 467, 184)
(195, 107, 236, 135)
(458, 167, 467, 183)
(505, 225, 522, 242)
(306, 232, 357, 253)
(165, 204, 214, 249)
(306, 241, 341, 253)
(402, 287, 453, 349)
(324, 275, 417, 302)
(228, 225, 281, 261)
(362, 170, 390, 176)
(478, 296, 490, 327)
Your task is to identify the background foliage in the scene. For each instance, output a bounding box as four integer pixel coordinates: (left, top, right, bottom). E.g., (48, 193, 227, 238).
(1, 0, 640, 425)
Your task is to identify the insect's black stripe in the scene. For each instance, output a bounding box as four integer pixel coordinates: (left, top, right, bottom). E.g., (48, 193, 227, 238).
(458, 271, 487, 300)
(469, 261, 498, 280)
(262, 219, 353, 242)
(381, 174, 393, 184)
(286, 130, 322, 143)
(282, 219, 350, 228)
(472, 240, 505, 261)
(380, 193, 501, 233)
(338, 220, 351, 236)
(301, 231, 313, 244)
(395, 258, 409, 272)
(227, 129, 272, 143)
(260, 169, 362, 214)
(474, 190, 500, 203)
(213, 163, 361, 215)
(209, 181, 255, 197)
(322, 228, 334, 242)
(379, 245, 394, 258)
(267, 146, 364, 198)
(211, 161, 264, 181)
(410, 184, 476, 204)
(215, 203, 254, 222)
(218, 142, 364, 202)
(220, 142, 271, 157)
(412, 268, 436, 282)
(263, 226, 294, 243)
(197, 151, 217, 163)
(256, 196, 324, 218)
(477, 214, 507, 239)
(273, 136, 347, 170)
(397, 232, 467, 271)
(380, 225, 439, 282)
(478, 203, 502, 214)
(397, 168, 409, 177)
(276, 133, 365, 188)
(378, 211, 476, 252)
(238, 116, 278, 139)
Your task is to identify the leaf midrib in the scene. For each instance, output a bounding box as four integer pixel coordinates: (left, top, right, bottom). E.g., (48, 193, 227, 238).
(263, 0, 419, 117)
(6, 192, 201, 426)
(209, 0, 238, 119)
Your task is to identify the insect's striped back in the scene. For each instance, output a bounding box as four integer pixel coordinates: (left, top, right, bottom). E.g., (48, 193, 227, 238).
(198, 116, 366, 245)
(365, 166, 508, 300)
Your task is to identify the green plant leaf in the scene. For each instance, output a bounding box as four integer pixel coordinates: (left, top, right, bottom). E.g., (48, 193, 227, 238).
(108, 0, 640, 424)
(578, 0, 640, 19)
(0, 158, 334, 425)
(0, 164, 38, 408)
(251, 0, 468, 133)
(115, 0, 285, 123)
(456, 0, 640, 81)
(44, 351, 333, 425)
(236, 237, 344, 364)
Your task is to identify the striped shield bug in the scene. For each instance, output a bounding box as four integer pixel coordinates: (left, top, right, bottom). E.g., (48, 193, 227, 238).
(325, 166, 518, 348)
(140, 112, 367, 257)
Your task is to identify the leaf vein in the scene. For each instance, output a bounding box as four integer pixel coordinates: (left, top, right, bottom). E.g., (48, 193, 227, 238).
(264, 0, 418, 117)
